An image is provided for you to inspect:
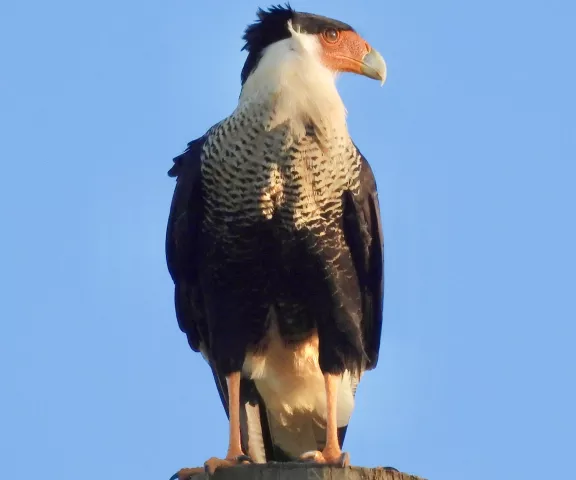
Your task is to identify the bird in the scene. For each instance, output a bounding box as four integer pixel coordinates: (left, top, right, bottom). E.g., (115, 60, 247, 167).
(165, 4, 386, 476)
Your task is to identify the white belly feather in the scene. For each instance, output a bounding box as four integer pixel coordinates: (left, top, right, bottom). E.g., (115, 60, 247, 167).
(242, 316, 355, 430)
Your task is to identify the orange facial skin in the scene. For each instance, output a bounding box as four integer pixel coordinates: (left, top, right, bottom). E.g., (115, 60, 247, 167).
(316, 28, 387, 83)
(318, 29, 372, 73)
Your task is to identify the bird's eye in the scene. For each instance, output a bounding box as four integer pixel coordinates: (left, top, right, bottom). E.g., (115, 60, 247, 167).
(323, 28, 340, 43)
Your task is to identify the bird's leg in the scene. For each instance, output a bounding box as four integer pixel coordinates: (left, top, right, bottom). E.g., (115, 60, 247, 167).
(300, 373, 350, 466)
(322, 373, 347, 463)
(204, 372, 252, 474)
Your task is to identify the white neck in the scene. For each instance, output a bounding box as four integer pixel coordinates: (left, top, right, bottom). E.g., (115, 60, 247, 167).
(238, 26, 348, 140)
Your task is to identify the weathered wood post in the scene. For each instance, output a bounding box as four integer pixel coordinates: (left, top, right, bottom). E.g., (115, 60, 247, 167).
(176, 463, 426, 480)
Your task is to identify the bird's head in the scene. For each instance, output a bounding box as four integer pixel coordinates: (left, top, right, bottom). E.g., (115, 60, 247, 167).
(240, 4, 387, 88)
(238, 5, 386, 137)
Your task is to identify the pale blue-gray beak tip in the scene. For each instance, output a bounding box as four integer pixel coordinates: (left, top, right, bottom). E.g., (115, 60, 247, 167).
(361, 48, 387, 85)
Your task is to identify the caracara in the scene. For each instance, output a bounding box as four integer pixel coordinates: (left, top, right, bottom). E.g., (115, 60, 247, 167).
(166, 4, 386, 475)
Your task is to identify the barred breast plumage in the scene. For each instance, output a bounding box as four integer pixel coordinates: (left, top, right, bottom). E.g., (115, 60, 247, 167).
(200, 101, 362, 239)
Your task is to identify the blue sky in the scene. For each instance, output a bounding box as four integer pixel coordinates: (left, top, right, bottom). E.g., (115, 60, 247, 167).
(1, 1, 575, 479)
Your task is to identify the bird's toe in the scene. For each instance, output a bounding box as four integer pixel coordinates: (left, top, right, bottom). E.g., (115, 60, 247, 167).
(299, 450, 349, 467)
(300, 450, 324, 463)
(175, 467, 205, 480)
(203, 455, 253, 474)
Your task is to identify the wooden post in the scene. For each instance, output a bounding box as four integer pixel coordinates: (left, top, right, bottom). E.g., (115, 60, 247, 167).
(177, 463, 426, 480)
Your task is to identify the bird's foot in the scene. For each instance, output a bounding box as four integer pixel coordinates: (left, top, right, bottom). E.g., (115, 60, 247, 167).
(175, 467, 205, 480)
(300, 449, 350, 467)
(204, 454, 253, 474)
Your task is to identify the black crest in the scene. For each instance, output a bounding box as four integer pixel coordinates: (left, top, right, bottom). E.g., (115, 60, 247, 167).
(240, 4, 355, 85)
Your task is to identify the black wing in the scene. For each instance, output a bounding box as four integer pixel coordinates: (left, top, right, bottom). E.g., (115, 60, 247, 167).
(342, 146, 384, 370)
(165, 135, 278, 462)
(166, 135, 209, 353)
(166, 134, 233, 413)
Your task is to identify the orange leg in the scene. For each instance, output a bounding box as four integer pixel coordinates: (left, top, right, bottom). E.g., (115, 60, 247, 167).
(204, 372, 251, 473)
(300, 374, 350, 466)
(322, 373, 345, 462)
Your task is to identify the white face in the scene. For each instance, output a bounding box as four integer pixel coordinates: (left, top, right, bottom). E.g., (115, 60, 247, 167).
(238, 22, 348, 140)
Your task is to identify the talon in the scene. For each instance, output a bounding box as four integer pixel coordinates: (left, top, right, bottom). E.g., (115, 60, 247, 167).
(338, 452, 350, 467)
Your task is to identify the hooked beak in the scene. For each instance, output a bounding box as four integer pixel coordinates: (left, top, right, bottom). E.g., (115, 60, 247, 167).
(361, 48, 387, 85)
